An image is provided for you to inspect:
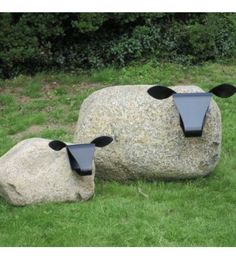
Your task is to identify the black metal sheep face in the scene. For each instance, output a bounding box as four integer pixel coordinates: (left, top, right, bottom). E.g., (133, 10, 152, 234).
(147, 84, 236, 137)
(49, 136, 113, 176)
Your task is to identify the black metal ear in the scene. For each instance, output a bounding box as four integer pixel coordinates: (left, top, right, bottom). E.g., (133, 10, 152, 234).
(49, 140, 67, 151)
(209, 84, 236, 98)
(147, 85, 176, 100)
(91, 136, 113, 147)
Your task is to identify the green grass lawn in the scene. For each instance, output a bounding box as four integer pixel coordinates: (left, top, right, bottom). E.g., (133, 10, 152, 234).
(0, 62, 235, 246)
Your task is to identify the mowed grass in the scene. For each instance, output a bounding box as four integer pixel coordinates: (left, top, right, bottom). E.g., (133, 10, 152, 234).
(0, 62, 235, 246)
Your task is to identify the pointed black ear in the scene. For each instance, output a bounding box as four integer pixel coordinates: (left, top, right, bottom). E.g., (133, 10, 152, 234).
(209, 84, 236, 98)
(49, 140, 67, 151)
(147, 85, 176, 100)
(91, 136, 113, 147)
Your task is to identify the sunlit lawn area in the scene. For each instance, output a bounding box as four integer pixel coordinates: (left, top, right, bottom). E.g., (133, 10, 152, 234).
(0, 62, 235, 246)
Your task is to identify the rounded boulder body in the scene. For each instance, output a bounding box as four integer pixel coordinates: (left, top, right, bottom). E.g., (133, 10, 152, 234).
(0, 138, 95, 206)
(74, 85, 221, 181)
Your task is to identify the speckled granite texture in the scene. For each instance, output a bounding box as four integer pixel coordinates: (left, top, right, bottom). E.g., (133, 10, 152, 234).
(0, 138, 95, 205)
(74, 85, 221, 181)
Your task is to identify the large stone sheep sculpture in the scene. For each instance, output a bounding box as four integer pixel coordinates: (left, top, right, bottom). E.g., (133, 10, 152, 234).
(74, 84, 235, 181)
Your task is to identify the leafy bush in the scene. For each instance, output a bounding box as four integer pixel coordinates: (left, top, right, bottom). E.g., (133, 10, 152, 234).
(0, 13, 236, 78)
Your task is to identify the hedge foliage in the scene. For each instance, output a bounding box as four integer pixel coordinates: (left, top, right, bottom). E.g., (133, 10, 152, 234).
(0, 13, 236, 78)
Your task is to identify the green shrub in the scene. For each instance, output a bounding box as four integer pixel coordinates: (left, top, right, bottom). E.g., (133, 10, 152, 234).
(0, 13, 236, 78)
